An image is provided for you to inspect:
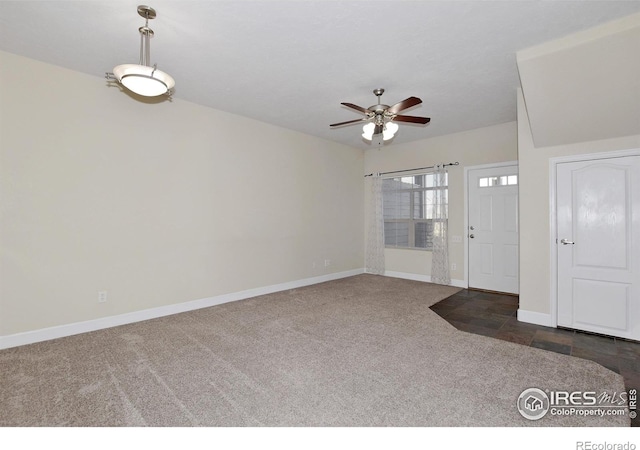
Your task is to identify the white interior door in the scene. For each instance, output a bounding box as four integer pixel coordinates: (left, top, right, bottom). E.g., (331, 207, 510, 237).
(556, 155, 640, 340)
(468, 165, 519, 294)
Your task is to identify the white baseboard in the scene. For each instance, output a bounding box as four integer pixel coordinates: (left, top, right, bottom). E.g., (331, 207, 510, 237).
(517, 308, 554, 327)
(384, 270, 466, 288)
(0, 268, 365, 350)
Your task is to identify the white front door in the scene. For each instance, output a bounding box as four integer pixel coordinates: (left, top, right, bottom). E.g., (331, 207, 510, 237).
(468, 165, 519, 294)
(556, 155, 640, 340)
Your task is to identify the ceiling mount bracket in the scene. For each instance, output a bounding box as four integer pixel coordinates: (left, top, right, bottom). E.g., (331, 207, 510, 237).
(369, 88, 389, 113)
(137, 5, 156, 20)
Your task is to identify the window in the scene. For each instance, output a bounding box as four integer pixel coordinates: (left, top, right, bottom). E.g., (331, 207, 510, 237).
(478, 174, 517, 188)
(382, 173, 448, 250)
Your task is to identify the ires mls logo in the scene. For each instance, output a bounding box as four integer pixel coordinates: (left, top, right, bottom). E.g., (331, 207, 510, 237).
(517, 388, 631, 421)
(517, 388, 550, 420)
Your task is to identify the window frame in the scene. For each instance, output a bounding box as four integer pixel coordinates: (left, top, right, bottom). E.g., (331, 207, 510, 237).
(382, 172, 448, 251)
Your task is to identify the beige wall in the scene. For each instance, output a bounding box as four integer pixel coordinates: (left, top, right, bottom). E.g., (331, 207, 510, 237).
(363, 121, 518, 282)
(517, 88, 640, 317)
(0, 51, 364, 336)
(517, 12, 640, 148)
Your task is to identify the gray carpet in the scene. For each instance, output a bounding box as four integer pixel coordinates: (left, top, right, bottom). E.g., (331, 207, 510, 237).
(0, 274, 629, 426)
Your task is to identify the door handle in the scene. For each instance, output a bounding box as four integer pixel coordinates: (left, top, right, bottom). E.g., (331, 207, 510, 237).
(560, 239, 575, 245)
(469, 234, 475, 239)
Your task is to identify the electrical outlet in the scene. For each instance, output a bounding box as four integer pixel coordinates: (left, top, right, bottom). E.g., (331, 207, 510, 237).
(451, 235, 462, 243)
(451, 263, 457, 271)
(98, 290, 108, 303)
(324, 259, 331, 267)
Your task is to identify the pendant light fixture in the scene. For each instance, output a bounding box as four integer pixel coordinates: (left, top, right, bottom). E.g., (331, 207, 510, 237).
(106, 5, 175, 97)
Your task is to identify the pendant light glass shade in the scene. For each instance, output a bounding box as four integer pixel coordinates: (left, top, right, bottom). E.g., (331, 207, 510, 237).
(112, 64, 175, 97)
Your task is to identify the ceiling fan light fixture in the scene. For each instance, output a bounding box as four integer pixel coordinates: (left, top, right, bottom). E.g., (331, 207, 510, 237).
(362, 122, 375, 140)
(383, 121, 398, 141)
(331, 89, 429, 145)
(106, 5, 174, 97)
(363, 121, 398, 141)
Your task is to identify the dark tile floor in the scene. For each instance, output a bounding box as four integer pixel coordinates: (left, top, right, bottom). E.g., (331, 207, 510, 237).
(431, 289, 640, 427)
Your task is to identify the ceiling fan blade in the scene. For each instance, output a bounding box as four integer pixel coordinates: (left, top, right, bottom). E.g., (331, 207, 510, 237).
(329, 118, 369, 127)
(387, 96, 422, 114)
(392, 115, 431, 124)
(373, 124, 384, 135)
(341, 102, 370, 114)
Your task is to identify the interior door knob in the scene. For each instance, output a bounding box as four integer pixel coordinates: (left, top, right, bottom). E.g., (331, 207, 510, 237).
(560, 238, 575, 245)
(469, 234, 475, 239)
(470, 226, 475, 230)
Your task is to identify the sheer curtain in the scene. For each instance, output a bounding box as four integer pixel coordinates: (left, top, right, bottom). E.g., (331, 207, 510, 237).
(430, 164, 450, 285)
(365, 174, 385, 275)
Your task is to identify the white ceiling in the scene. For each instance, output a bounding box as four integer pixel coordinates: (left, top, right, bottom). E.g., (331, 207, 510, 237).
(2, 1, 640, 150)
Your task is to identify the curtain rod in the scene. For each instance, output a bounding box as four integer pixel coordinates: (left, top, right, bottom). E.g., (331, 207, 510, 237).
(364, 162, 459, 178)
